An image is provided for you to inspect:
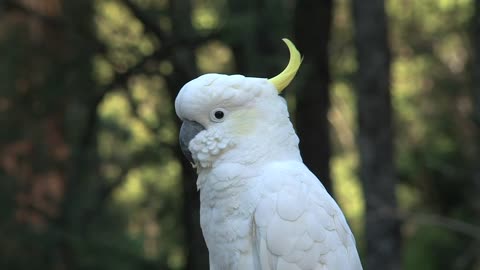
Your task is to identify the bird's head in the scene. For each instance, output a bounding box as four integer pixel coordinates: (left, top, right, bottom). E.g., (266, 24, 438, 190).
(175, 39, 302, 169)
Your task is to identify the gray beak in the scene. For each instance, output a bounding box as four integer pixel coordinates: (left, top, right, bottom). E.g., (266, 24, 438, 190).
(179, 120, 205, 164)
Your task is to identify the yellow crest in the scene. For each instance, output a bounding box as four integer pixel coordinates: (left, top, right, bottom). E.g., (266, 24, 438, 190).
(269, 39, 302, 93)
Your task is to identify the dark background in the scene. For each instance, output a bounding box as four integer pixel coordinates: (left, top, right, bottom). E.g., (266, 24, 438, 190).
(0, 0, 479, 269)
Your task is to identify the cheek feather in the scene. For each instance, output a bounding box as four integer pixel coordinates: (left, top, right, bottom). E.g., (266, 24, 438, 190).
(189, 130, 235, 168)
(228, 109, 258, 136)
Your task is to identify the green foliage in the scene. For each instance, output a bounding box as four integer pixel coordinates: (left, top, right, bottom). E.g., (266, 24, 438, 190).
(405, 227, 466, 270)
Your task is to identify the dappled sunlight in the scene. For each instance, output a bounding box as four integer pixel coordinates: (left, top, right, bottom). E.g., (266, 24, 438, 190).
(192, 0, 226, 31)
(196, 40, 234, 73)
(113, 161, 181, 206)
(112, 160, 183, 265)
(95, 0, 156, 70)
(100, 92, 131, 118)
(332, 153, 365, 234)
(329, 81, 356, 150)
(193, 6, 220, 30)
(392, 56, 430, 144)
(434, 33, 469, 75)
(93, 55, 115, 84)
(115, 168, 145, 204)
(397, 184, 420, 212)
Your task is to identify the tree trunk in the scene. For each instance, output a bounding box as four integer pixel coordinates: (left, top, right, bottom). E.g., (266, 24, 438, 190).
(167, 49, 210, 270)
(168, 1, 209, 270)
(168, 78, 209, 270)
(227, 0, 287, 77)
(474, 0, 480, 139)
(293, 0, 333, 193)
(472, 0, 480, 220)
(351, 1, 401, 270)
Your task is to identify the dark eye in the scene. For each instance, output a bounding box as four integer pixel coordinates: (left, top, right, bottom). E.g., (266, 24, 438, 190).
(210, 108, 227, 122)
(214, 110, 224, 119)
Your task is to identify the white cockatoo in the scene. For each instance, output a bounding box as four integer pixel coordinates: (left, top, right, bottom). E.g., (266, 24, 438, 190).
(175, 39, 362, 270)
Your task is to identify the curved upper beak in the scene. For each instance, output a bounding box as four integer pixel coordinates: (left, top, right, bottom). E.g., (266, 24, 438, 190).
(179, 120, 205, 164)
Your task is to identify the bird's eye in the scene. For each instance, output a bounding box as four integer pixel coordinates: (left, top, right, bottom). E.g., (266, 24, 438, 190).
(210, 108, 227, 122)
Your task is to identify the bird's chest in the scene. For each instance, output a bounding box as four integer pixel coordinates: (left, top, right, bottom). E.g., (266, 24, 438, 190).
(201, 203, 255, 270)
(200, 201, 252, 249)
(199, 173, 261, 269)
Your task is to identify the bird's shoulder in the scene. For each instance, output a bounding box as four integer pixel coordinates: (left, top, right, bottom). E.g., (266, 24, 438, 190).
(253, 161, 362, 270)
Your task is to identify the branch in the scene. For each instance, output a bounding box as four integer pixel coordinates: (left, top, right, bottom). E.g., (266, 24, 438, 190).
(81, 142, 175, 227)
(362, 196, 480, 240)
(124, 88, 161, 134)
(80, 32, 214, 146)
(410, 213, 480, 240)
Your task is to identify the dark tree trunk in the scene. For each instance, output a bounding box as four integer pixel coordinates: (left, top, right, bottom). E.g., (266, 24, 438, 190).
(474, 0, 480, 137)
(293, 0, 333, 194)
(168, 79, 209, 270)
(167, 48, 210, 270)
(352, 1, 401, 270)
(472, 0, 480, 216)
(168, 1, 209, 269)
(227, 0, 287, 77)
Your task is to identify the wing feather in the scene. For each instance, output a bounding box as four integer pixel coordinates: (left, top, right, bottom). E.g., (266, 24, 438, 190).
(253, 162, 362, 270)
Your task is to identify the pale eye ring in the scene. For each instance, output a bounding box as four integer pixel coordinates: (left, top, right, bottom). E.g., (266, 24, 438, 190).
(210, 108, 227, 122)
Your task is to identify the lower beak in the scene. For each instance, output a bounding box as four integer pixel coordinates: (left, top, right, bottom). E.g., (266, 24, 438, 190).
(179, 120, 205, 164)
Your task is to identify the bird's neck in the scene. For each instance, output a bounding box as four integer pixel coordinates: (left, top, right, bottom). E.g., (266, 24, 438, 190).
(196, 121, 301, 192)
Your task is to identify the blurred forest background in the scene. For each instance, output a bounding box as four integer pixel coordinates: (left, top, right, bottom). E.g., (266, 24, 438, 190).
(1, 0, 480, 269)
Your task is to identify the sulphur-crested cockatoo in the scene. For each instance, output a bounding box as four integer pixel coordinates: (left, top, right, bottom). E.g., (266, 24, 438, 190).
(175, 39, 362, 270)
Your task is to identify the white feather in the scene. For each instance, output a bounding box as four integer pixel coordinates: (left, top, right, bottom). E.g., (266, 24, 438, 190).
(254, 161, 363, 270)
